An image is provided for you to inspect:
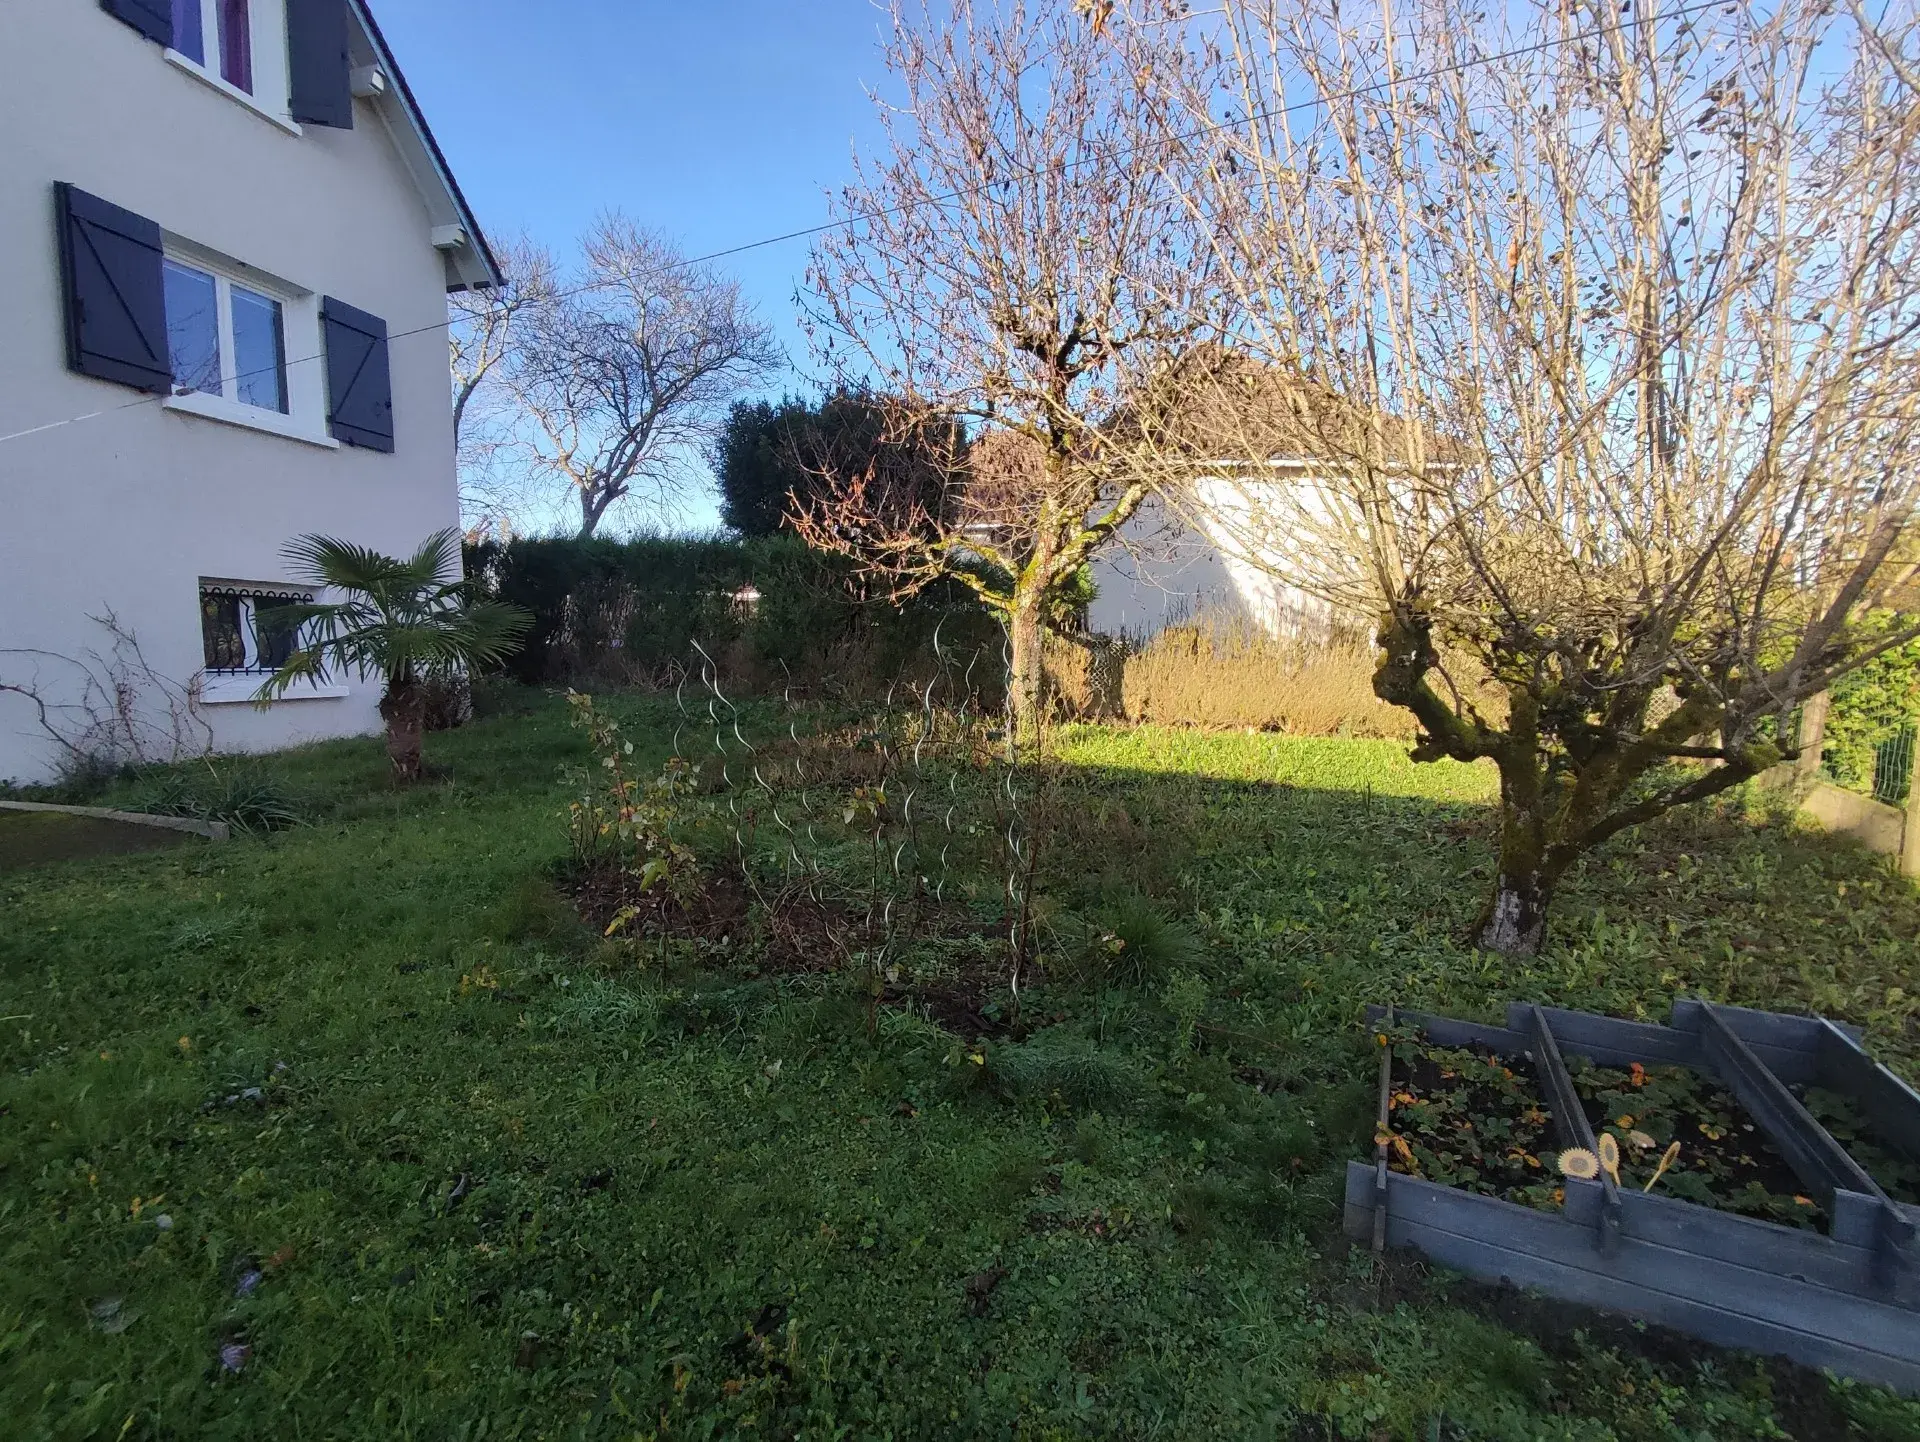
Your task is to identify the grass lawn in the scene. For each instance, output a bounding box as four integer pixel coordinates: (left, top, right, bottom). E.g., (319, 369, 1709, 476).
(4, 692, 1920, 1440)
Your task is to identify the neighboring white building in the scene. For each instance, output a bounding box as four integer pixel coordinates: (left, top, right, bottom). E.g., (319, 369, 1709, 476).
(1088, 468, 1352, 644)
(0, 0, 499, 784)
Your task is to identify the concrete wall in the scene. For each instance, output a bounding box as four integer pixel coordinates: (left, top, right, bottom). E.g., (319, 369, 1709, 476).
(1800, 781, 1910, 860)
(0, 0, 461, 783)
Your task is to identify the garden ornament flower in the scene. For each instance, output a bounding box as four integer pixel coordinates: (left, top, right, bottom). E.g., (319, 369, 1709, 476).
(1643, 1141, 1682, 1193)
(1557, 1147, 1601, 1180)
(1598, 1132, 1622, 1185)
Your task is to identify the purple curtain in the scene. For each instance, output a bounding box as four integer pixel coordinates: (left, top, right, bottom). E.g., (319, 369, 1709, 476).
(218, 0, 252, 93)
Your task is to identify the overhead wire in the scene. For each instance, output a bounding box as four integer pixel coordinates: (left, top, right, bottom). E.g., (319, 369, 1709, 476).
(0, 0, 1736, 450)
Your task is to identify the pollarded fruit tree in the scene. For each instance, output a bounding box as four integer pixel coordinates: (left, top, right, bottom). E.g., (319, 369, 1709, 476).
(1143, 0, 1920, 951)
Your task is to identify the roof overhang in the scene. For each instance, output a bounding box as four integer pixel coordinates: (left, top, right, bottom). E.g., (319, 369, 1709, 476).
(348, 1, 504, 293)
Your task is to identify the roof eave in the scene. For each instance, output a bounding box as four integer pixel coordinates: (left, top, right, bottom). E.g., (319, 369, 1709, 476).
(348, 0, 504, 293)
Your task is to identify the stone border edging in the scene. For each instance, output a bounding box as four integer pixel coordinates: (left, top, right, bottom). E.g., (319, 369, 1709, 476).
(0, 799, 229, 842)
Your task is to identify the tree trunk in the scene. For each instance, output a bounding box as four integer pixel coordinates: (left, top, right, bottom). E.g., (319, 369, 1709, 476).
(1475, 867, 1552, 955)
(1007, 599, 1045, 747)
(380, 680, 428, 782)
(1477, 742, 1553, 955)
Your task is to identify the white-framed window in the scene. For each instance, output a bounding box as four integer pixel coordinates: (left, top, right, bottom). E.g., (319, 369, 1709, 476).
(164, 0, 294, 130)
(160, 238, 333, 447)
(165, 258, 286, 413)
(200, 582, 311, 675)
(197, 580, 347, 704)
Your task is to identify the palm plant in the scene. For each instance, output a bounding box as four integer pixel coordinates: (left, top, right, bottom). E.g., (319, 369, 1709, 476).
(255, 530, 529, 780)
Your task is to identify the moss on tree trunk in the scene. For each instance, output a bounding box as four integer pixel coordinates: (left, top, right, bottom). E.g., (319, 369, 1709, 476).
(1007, 600, 1046, 746)
(1372, 609, 1778, 956)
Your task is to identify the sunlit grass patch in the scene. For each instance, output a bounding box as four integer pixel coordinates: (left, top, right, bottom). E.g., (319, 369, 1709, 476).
(1053, 723, 1499, 802)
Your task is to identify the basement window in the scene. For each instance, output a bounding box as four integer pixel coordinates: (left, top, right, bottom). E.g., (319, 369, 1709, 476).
(199, 583, 312, 675)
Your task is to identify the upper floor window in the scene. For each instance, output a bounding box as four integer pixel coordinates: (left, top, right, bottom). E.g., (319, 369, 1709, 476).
(55, 183, 394, 451)
(100, 0, 356, 134)
(159, 0, 294, 130)
(170, 0, 255, 93)
(164, 257, 288, 415)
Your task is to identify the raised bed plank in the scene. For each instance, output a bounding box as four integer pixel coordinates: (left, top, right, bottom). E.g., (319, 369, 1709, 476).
(1364, 1004, 1530, 1056)
(1816, 1019, 1920, 1161)
(1696, 1002, 1887, 1218)
(1672, 999, 1841, 1085)
(1345, 1164, 1920, 1394)
(1558, 1179, 1919, 1306)
(1504, 1002, 1703, 1071)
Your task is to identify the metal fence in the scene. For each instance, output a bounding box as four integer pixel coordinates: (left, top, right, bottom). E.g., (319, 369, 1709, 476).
(1870, 724, 1916, 808)
(1772, 701, 1914, 809)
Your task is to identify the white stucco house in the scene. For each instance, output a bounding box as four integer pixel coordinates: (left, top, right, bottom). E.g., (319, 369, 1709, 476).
(0, 0, 500, 784)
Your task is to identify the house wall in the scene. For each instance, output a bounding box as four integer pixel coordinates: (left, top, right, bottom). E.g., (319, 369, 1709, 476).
(0, 1, 460, 783)
(1088, 478, 1347, 642)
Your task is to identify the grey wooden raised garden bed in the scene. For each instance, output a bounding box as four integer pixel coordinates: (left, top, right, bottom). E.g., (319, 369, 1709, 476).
(1344, 999, 1920, 1392)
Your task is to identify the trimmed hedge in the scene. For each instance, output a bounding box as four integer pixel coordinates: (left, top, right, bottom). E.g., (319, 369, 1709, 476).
(463, 534, 999, 699)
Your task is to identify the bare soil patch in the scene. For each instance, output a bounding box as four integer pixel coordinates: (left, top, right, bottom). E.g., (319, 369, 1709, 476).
(0, 810, 199, 872)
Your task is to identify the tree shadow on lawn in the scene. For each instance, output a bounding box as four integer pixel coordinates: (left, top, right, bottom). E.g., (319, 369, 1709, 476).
(1023, 752, 1920, 1073)
(7, 717, 1920, 1440)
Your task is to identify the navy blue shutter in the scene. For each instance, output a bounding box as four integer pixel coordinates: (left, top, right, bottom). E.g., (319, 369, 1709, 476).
(99, 0, 172, 45)
(287, 0, 354, 128)
(54, 184, 173, 394)
(322, 298, 394, 452)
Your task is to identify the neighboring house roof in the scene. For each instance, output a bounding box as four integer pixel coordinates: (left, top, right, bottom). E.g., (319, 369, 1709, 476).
(1116, 353, 1458, 473)
(350, 1, 503, 293)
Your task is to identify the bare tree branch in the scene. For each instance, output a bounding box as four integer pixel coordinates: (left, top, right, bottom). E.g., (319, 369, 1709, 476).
(505, 216, 782, 537)
(795, 0, 1245, 736)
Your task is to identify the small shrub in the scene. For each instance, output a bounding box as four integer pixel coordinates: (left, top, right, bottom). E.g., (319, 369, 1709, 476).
(418, 676, 473, 733)
(47, 751, 136, 804)
(168, 906, 265, 956)
(564, 692, 699, 900)
(541, 976, 658, 1039)
(1161, 970, 1210, 1050)
(1170, 1175, 1250, 1239)
(984, 1036, 1147, 1110)
(487, 876, 590, 951)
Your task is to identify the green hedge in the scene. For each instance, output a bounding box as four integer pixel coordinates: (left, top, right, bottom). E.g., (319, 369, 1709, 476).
(463, 534, 999, 698)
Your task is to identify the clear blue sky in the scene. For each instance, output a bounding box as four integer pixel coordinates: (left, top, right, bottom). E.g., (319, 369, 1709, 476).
(374, 0, 896, 530)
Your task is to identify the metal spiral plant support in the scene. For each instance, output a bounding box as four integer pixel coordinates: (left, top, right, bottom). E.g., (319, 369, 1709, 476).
(776, 660, 828, 902)
(690, 638, 766, 904)
(996, 622, 1033, 1019)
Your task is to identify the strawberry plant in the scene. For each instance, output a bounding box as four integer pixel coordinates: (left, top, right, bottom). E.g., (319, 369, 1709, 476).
(1796, 1085, 1920, 1207)
(1381, 1033, 1559, 1208)
(1568, 1058, 1825, 1229)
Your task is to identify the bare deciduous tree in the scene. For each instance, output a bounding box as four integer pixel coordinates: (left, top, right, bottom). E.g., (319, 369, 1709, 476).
(794, 0, 1241, 739)
(506, 215, 781, 537)
(449, 237, 557, 535)
(1149, 0, 1920, 951)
